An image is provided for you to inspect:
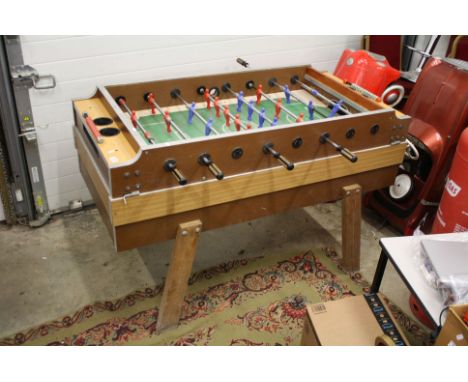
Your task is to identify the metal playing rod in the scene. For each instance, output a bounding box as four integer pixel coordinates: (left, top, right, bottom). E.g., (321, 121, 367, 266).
(344, 82, 380, 102)
(222, 85, 274, 125)
(115, 96, 156, 144)
(171, 89, 221, 135)
(291, 76, 351, 115)
(144, 93, 188, 140)
(268, 78, 329, 118)
(205, 93, 247, 131)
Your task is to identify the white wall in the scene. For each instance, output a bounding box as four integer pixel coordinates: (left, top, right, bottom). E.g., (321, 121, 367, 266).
(20, 35, 362, 211)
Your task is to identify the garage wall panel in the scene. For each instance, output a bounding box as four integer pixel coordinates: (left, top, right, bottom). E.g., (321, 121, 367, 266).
(20, 35, 362, 211)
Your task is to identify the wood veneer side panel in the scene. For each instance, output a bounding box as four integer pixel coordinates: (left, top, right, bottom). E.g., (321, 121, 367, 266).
(79, 160, 115, 240)
(106, 66, 310, 111)
(114, 165, 397, 251)
(111, 144, 405, 226)
(74, 129, 111, 215)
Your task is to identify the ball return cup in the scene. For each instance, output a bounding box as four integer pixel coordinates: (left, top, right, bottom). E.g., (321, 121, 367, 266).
(73, 64, 410, 331)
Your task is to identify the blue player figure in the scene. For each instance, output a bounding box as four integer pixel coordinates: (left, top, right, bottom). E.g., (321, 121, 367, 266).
(188, 102, 196, 124)
(272, 116, 278, 126)
(284, 84, 291, 104)
(247, 100, 254, 121)
(259, 107, 266, 128)
(328, 99, 344, 118)
(237, 90, 244, 112)
(308, 100, 314, 120)
(205, 118, 213, 136)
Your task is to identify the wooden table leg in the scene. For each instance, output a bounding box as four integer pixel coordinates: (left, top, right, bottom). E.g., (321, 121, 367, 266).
(341, 184, 361, 271)
(156, 219, 202, 332)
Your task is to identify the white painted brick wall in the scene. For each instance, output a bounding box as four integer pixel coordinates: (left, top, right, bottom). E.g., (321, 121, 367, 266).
(20, 35, 362, 210)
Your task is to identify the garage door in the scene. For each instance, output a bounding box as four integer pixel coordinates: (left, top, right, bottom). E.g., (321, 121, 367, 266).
(21, 35, 362, 211)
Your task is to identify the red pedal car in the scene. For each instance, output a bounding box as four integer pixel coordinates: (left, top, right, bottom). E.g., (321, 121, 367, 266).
(334, 49, 404, 107)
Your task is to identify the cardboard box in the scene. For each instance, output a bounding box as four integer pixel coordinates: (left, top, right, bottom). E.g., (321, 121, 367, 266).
(435, 304, 468, 346)
(301, 294, 409, 346)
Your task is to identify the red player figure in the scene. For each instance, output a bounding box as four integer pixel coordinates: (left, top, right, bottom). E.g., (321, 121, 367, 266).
(256, 84, 262, 105)
(131, 111, 137, 128)
(148, 93, 156, 115)
(246, 123, 252, 129)
(234, 113, 241, 131)
(296, 112, 304, 123)
(164, 111, 172, 133)
(223, 106, 230, 127)
(275, 99, 282, 118)
(214, 96, 220, 118)
(204, 89, 211, 110)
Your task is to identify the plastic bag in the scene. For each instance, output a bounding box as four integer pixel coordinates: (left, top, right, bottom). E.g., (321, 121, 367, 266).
(415, 237, 468, 306)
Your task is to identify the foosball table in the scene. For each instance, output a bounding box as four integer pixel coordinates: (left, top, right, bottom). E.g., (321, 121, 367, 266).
(73, 64, 410, 331)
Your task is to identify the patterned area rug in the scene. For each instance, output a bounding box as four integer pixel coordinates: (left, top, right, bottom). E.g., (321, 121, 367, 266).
(0, 248, 431, 346)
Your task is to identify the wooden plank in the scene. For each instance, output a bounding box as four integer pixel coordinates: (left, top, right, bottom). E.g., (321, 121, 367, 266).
(111, 144, 406, 227)
(74, 130, 111, 216)
(341, 184, 362, 271)
(114, 166, 398, 251)
(156, 220, 202, 332)
(79, 159, 114, 239)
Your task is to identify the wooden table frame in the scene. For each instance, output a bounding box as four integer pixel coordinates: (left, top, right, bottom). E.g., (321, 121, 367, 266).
(156, 183, 362, 332)
(72, 64, 411, 332)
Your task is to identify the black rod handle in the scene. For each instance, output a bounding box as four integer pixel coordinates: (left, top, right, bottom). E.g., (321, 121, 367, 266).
(164, 159, 187, 185)
(263, 143, 294, 171)
(340, 147, 358, 163)
(198, 153, 224, 180)
(319, 133, 358, 163)
(208, 163, 224, 180)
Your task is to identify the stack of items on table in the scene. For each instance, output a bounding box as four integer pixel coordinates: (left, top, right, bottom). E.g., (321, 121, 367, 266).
(419, 240, 468, 307)
(419, 238, 468, 346)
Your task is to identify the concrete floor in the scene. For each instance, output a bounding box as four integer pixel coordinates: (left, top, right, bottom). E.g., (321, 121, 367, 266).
(0, 202, 413, 339)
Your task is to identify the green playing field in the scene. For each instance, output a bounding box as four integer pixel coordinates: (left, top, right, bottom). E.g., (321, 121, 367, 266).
(137, 97, 330, 144)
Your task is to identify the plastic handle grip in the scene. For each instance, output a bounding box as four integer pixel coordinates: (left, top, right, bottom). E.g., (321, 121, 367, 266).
(278, 155, 295, 171)
(340, 148, 358, 163)
(171, 168, 187, 185)
(208, 163, 224, 180)
(83, 113, 103, 144)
